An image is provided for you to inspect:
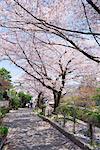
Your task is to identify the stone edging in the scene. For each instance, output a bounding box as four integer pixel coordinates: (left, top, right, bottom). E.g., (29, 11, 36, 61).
(0, 138, 7, 150)
(39, 115, 94, 150)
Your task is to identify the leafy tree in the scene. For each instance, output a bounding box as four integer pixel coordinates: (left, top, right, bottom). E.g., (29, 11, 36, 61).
(0, 68, 11, 82)
(0, 68, 12, 101)
(18, 92, 32, 107)
(10, 95, 20, 110)
(8, 90, 20, 109)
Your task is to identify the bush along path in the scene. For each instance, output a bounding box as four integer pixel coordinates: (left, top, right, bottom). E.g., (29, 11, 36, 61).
(2, 108, 82, 150)
(0, 107, 9, 149)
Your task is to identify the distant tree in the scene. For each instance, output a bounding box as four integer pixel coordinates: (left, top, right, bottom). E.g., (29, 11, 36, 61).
(18, 92, 32, 107)
(0, 68, 11, 82)
(0, 68, 12, 100)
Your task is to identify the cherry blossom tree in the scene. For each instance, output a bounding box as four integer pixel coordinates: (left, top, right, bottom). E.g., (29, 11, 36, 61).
(0, 0, 100, 63)
(0, 0, 99, 111)
(8, 45, 76, 111)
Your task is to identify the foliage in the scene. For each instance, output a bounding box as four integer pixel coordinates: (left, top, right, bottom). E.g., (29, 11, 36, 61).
(8, 90, 32, 109)
(0, 68, 12, 101)
(84, 110, 100, 145)
(0, 126, 8, 137)
(57, 103, 71, 116)
(18, 92, 32, 107)
(56, 103, 100, 126)
(85, 110, 100, 124)
(57, 103, 71, 127)
(93, 95, 100, 106)
(69, 107, 100, 126)
(0, 68, 11, 82)
(0, 107, 10, 125)
(0, 107, 10, 118)
(8, 90, 20, 109)
(96, 88, 100, 92)
(38, 111, 44, 116)
(92, 88, 100, 106)
(0, 91, 3, 101)
(10, 95, 20, 110)
(18, 92, 32, 101)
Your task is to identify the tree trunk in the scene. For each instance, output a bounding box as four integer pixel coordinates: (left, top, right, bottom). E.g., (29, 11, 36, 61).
(89, 123, 93, 145)
(73, 117, 76, 134)
(63, 114, 66, 127)
(73, 109, 76, 134)
(42, 107, 45, 116)
(53, 91, 61, 112)
(37, 92, 42, 108)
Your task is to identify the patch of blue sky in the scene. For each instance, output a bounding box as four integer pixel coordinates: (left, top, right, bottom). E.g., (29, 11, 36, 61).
(0, 60, 24, 82)
(0, 27, 8, 33)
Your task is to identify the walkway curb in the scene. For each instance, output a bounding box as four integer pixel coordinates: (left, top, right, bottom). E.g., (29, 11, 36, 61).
(39, 115, 94, 150)
(0, 138, 7, 150)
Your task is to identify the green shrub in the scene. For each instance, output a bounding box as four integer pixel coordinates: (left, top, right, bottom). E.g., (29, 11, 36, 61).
(57, 103, 72, 127)
(0, 107, 10, 117)
(0, 107, 10, 124)
(92, 94, 100, 106)
(0, 126, 8, 137)
(68, 106, 100, 125)
(10, 96, 20, 109)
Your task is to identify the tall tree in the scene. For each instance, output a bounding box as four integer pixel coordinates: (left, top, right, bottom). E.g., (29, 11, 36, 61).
(6, 45, 76, 111)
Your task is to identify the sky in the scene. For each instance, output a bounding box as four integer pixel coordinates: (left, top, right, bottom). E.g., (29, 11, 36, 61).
(0, 60, 23, 82)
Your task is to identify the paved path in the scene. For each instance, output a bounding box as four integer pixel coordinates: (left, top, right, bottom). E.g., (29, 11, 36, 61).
(3, 108, 82, 150)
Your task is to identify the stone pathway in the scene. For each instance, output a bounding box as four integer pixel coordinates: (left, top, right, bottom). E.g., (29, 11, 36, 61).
(3, 108, 82, 150)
